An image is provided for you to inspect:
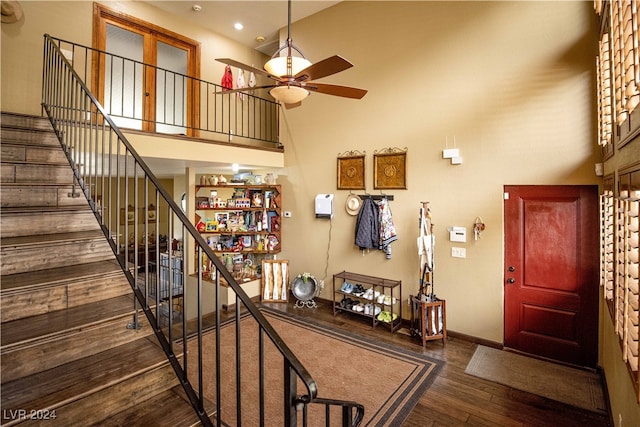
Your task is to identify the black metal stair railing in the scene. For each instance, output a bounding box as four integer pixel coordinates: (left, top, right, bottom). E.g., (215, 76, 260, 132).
(42, 35, 280, 147)
(41, 34, 364, 426)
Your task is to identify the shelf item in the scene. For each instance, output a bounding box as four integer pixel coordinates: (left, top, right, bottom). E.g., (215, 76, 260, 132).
(332, 271, 402, 333)
(410, 296, 447, 347)
(195, 183, 281, 282)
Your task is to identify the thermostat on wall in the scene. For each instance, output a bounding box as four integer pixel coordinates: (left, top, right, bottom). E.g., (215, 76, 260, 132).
(449, 226, 467, 242)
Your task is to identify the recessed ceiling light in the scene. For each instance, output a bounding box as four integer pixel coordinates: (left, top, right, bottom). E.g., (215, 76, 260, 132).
(192, 4, 202, 12)
(234, 22, 244, 31)
(256, 36, 266, 43)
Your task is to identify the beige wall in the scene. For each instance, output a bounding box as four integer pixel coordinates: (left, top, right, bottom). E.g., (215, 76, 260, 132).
(277, 0, 599, 341)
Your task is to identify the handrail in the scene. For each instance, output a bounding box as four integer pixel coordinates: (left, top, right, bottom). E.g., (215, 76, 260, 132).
(43, 35, 280, 147)
(41, 34, 363, 426)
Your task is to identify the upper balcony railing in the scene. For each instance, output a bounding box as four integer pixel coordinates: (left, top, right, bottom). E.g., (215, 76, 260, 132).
(46, 36, 280, 148)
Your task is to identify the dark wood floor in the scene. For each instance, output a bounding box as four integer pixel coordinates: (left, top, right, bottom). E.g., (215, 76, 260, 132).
(260, 299, 611, 427)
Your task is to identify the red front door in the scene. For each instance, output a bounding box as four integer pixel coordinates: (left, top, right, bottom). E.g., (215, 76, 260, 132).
(504, 185, 599, 367)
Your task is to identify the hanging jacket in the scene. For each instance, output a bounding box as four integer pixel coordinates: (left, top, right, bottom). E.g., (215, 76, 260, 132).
(377, 198, 398, 259)
(221, 65, 233, 90)
(355, 198, 379, 250)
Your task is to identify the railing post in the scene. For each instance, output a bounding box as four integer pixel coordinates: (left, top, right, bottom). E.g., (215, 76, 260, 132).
(127, 297, 142, 330)
(284, 361, 297, 427)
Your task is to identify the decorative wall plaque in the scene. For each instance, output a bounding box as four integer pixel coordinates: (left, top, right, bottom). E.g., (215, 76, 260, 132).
(337, 150, 366, 190)
(373, 147, 407, 189)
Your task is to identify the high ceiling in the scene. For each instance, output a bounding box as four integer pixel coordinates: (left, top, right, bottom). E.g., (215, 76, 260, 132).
(143, 1, 340, 55)
(137, 2, 341, 176)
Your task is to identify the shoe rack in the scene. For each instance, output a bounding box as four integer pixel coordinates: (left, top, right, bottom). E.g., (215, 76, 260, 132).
(332, 271, 402, 333)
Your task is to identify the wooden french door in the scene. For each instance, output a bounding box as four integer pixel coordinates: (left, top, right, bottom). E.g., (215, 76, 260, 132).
(92, 4, 200, 135)
(504, 185, 599, 367)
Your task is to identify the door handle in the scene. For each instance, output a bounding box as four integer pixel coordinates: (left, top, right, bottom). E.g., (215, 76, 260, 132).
(507, 278, 515, 284)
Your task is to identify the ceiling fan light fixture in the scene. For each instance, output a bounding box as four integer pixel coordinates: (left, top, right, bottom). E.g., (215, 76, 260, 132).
(269, 85, 309, 104)
(264, 55, 312, 78)
(214, 0, 366, 105)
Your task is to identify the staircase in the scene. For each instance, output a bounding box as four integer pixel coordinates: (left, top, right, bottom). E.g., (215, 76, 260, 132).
(0, 112, 204, 426)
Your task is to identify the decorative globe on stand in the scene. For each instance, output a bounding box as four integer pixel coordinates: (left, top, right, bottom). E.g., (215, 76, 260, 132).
(291, 272, 319, 309)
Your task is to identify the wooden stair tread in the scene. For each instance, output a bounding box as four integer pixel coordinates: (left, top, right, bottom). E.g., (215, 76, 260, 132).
(0, 182, 80, 188)
(1, 259, 124, 292)
(1, 336, 169, 410)
(1, 113, 54, 130)
(1, 158, 70, 167)
(0, 205, 92, 215)
(96, 387, 204, 427)
(0, 230, 106, 248)
(1, 294, 135, 346)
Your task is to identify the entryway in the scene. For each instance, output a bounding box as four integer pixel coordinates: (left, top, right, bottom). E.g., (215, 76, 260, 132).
(503, 185, 599, 367)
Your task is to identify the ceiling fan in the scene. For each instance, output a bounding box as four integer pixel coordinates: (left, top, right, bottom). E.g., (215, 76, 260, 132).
(215, 0, 367, 108)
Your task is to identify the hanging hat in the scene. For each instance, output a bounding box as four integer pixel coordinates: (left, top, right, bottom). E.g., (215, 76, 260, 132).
(1, 1, 23, 23)
(345, 194, 362, 216)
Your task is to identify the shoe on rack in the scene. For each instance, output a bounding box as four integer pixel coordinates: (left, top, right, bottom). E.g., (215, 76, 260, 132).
(341, 297, 355, 309)
(374, 305, 382, 316)
(383, 295, 397, 305)
(353, 303, 365, 312)
(364, 303, 373, 315)
(352, 284, 365, 297)
(342, 282, 354, 293)
(363, 288, 374, 300)
(376, 294, 385, 304)
(377, 311, 398, 323)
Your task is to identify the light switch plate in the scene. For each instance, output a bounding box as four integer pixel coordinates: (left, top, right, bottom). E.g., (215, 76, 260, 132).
(451, 247, 466, 258)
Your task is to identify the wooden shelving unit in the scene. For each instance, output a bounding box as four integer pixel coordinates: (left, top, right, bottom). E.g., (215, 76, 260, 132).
(194, 183, 281, 282)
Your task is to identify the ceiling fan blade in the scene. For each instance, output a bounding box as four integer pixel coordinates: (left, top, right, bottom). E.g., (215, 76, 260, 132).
(304, 82, 368, 99)
(215, 58, 280, 81)
(212, 85, 276, 95)
(294, 55, 353, 82)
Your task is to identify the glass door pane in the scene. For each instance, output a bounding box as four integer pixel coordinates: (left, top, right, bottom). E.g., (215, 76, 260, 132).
(104, 24, 144, 130)
(156, 41, 188, 135)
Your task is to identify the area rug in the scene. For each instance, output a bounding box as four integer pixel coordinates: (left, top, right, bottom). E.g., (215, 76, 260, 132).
(464, 345, 607, 414)
(187, 308, 443, 426)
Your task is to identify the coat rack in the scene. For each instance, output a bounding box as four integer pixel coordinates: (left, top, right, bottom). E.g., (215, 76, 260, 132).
(355, 194, 394, 201)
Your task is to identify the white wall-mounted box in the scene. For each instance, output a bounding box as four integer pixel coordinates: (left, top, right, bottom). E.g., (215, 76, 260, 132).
(449, 226, 467, 242)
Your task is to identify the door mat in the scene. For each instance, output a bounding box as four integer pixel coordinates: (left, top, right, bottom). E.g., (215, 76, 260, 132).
(465, 345, 607, 414)
(188, 307, 443, 426)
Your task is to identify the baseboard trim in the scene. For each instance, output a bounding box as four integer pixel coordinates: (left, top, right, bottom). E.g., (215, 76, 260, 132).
(314, 296, 503, 348)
